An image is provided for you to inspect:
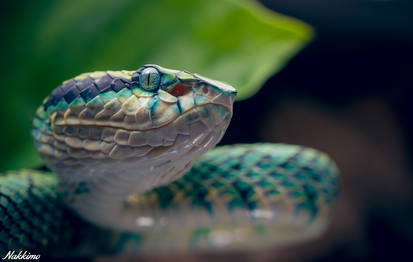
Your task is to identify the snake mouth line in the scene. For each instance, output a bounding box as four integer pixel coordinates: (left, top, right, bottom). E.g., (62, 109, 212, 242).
(52, 103, 232, 133)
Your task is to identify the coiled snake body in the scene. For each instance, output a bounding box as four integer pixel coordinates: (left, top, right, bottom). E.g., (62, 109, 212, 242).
(0, 65, 339, 255)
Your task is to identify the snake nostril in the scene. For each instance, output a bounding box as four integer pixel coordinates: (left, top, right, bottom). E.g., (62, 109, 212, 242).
(168, 83, 191, 97)
(202, 85, 208, 94)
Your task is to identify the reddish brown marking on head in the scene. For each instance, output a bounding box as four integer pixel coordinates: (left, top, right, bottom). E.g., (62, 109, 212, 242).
(168, 83, 191, 97)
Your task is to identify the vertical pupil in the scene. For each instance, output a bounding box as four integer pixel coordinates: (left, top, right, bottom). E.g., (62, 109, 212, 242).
(140, 67, 159, 91)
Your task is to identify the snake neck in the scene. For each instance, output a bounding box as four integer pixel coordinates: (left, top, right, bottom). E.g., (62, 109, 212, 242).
(33, 103, 233, 230)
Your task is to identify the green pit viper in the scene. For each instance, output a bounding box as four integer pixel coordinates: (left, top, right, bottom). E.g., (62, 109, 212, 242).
(0, 64, 339, 256)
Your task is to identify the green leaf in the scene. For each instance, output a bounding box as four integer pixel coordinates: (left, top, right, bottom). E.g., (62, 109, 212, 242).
(0, 0, 312, 171)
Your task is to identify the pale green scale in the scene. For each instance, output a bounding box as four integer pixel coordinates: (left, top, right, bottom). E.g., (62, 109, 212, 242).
(150, 100, 180, 126)
(132, 88, 155, 98)
(73, 73, 90, 81)
(86, 96, 105, 112)
(176, 71, 195, 81)
(294, 151, 315, 167)
(172, 102, 182, 115)
(210, 105, 228, 119)
(177, 94, 195, 112)
(116, 88, 133, 103)
(194, 94, 209, 105)
(269, 146, 298, 163)
(104, 98, 122, 112)
(156, 65, 179, 76)
(99, 91, 117, 103)
(46, 105, 56, 117)
(69, 97, 86, 112)
(145, 97, 155, 109)
(158, 90, 177, 103)
(317, 154, 331, 168)
(148, 99, 160, 117)
(161, 73, 176, 84)
(55, 100, 69, 112)
(194, 74, 234, 95)
(122, 96, 140, 115)
(35, 106, 48, 120)
(89, 72, 107, 79)
(33, 117, 51, 132)
(107, 70, 133, 79)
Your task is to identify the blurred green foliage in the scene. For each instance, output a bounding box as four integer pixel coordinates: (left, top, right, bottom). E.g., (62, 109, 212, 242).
(0, 0, 312, 171)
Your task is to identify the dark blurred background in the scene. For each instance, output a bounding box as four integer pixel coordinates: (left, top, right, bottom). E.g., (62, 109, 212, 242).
(221, 0, 413, 261)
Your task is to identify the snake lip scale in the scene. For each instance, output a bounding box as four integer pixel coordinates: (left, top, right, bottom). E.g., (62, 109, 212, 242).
(49, 103, 234, 134)
(0, 64, 339, 253)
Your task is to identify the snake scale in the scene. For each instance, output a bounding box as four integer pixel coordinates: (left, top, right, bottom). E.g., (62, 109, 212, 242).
(0, 65, 339, 256)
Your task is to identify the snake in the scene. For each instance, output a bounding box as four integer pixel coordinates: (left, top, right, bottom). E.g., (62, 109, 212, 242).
(0, 64, 339, 256)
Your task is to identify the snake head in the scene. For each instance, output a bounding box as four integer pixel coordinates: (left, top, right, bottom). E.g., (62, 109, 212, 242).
(33, 64, 236, 192)
(129, 64, 237, 130)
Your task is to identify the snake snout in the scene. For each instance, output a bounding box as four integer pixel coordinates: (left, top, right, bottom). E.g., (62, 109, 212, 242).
(155, 69, 236, 143)
(184, 78, 236, 142)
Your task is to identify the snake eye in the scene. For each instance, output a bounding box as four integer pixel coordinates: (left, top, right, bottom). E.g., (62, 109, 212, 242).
(140, 67, 160, 92)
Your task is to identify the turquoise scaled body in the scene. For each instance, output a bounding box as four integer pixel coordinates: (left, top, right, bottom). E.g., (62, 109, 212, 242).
(0, 144, 338, 254)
